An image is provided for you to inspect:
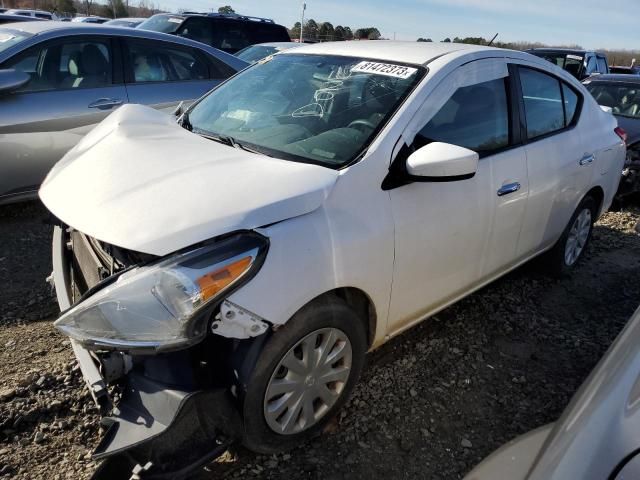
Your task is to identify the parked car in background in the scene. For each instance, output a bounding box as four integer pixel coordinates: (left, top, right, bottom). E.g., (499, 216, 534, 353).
(103, 17, 146, 28)
(4, 8, 57, 20)
(584, 74, 640, 199)
(140, 12, 290, 54)
(235, 41, 302, 63)
(527, 48, 609, 80)
(136, 13, 193, 33)
(0, 21, 246, 205)
(71, 16, 110, 24)
(465, 305, 640, 480)
(610, 65, 640, 75)
(41, 41, 624, 478)
(0, 14, 45, 24)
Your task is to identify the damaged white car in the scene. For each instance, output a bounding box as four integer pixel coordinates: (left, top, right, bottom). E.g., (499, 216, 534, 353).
(41, 41, 625, 478)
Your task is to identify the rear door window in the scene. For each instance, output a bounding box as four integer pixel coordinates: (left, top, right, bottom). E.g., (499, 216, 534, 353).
(519, 67, 581, 139)
(562, 83, 579, 125)
(177, 17, 214, 46)
(211, 20, 251, 53)
(249, 24, 290, 44)
(519, 67, 565, 139)
(125, 39, 209, 83)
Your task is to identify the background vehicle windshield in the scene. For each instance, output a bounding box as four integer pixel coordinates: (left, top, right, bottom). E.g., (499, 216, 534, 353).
(586, 82, 640, 118)
(236, 45, 279, 63)
(188, 54, 424, 168)
(137, 14, 184, 33)
(0, 28, 32, 54)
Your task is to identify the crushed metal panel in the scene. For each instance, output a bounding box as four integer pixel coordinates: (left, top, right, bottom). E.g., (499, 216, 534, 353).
(212, 300, 270, 339)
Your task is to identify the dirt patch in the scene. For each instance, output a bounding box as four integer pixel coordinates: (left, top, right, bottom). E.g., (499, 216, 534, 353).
(0, 202, 639, 479)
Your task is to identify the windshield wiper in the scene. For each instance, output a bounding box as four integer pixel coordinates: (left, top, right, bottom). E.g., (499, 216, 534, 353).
(198, 133, 273, 157)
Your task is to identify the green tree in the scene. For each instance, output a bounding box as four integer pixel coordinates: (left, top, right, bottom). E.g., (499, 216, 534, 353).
(56, 0, 76, 14)
(112, 0, 128, 17)
(355, 27, 380, 40)
(97, 3, 112, 17)
(333, 25, 345, 41)
(442, 37, 451, 42)
(343, 26, 353, 40)
(289, 21, 301, 40)
(303, 19, 318, 41)
(318, 21, 334, 41)
(218, 5, 235, 14)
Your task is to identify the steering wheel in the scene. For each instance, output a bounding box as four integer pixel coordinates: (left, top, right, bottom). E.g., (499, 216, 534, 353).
(347, 119, 377, 132)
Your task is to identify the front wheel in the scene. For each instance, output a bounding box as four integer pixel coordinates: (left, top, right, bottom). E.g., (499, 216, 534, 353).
(241, 297, 367, 454)
(545, 196, 597, 276)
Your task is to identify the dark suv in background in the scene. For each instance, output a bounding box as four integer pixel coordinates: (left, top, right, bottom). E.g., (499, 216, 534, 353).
(138, 13, 290, 54)
(527, 48, 609, 80)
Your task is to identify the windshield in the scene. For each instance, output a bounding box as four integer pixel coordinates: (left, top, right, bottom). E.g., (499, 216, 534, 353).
(0, 28, 32, 54)
(187, 54, 424, 168)
(137, 14, 184, 33)
(585, 82, 640, 119)
(236, 45, 279, 63)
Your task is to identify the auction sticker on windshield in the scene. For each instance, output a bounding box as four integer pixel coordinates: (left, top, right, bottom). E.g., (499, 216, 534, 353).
(351, 61, 417, 79)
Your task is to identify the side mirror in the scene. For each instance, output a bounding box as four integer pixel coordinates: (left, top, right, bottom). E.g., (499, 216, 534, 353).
(406, 142, 479, 181)
(0, 69, 30, 95)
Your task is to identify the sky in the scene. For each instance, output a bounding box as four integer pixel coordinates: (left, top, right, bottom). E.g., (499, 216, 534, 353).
(158, 0, 639, 50)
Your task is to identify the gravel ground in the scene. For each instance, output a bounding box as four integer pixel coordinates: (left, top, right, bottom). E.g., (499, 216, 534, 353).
(0, 201, 639, 480)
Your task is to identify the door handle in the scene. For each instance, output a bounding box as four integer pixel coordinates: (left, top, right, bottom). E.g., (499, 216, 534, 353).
(579, 154, 595, 166)
(497, 182, 521, 197)
(88, 98, 123, 109)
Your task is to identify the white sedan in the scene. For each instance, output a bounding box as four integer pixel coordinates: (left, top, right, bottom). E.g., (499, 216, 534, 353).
(41, 41, 625, 476)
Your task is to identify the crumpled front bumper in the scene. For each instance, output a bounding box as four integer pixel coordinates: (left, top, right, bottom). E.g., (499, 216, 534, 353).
(50, 226, 242, 479)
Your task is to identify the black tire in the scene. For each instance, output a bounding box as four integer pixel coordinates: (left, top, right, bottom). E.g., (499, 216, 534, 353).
(545, 195, 597, 276)
(241, 296, 367, 454)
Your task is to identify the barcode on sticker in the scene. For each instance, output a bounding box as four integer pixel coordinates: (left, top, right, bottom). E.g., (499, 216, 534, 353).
(351, 61, 417, 79)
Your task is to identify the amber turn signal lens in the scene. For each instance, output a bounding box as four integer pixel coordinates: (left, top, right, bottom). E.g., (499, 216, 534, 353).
(196, 256, 252, 301)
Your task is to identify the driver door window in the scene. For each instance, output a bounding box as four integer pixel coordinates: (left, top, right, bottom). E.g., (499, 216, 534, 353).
(415, 78, 510, 156)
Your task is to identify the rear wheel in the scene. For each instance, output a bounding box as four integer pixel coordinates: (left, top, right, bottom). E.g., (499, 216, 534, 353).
(545, 196, 597, 276)
(241, 297, 366, 454)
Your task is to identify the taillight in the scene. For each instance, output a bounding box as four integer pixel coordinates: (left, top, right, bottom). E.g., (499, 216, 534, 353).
(615, 126, 628, 144)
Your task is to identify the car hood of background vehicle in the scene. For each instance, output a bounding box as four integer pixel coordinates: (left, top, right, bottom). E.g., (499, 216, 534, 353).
(39, 104, 339, 256)
(616, 116, 640, 147)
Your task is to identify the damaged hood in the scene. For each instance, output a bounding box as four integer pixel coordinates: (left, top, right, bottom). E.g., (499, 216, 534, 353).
(40, 104, 339, 256)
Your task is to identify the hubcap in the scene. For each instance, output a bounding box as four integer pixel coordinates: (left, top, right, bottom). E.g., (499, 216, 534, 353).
(564, 208, 592, 266)
(264, 328, 352, 435)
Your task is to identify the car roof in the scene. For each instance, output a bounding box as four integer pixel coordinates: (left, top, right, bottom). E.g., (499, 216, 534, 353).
(107, 17, 145, 21)
(584, 74, 640, 84)
(252, 41, 300, 48)
(281, 40, 496, 66)
(528, 48, 589, 54)
(0, 21, 248, 71)
(0, 14, 44, 22)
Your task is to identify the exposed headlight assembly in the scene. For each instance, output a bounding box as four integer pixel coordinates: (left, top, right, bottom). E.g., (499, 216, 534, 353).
(54, 233, 268, 353)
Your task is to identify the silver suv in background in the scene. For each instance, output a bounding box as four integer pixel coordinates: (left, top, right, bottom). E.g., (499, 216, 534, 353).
(0, 22, 246, 205)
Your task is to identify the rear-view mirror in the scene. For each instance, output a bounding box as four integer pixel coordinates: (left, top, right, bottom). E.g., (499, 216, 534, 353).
(0, 69, 30, 95)
(406, 142, 479, 181)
